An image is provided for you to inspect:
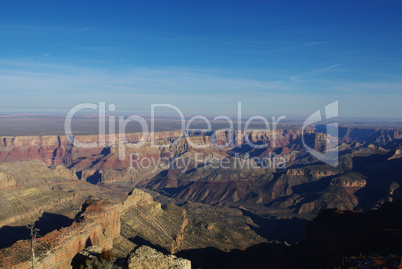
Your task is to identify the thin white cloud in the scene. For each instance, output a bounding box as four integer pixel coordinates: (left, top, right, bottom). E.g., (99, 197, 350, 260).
(0, 61, 291, 97)
(272, 41, 327, 52)
(320, 64, 341, 71)
(288, 64, 343, 83)
(0, 60, 400, 117)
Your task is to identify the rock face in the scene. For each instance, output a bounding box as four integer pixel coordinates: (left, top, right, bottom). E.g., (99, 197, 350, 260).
(128, 246, 191, 269)
(389, 148, 402, 160)
(0, 128, 399, 175)
(121, 188, 154, 212)
(0, 189, 154, 269)
(0, 200, 120, 269)
(0, 131, 191, 167)
(330, 176, 366, 188)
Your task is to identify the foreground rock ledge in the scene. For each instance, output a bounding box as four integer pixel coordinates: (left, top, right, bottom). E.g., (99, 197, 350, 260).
(128, 246, 191, 269)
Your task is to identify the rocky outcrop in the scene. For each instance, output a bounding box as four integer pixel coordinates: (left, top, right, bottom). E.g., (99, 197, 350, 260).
(0, 171, 17, 190)
(285, 167, 340, 178)
(389, 148, 402, 160)
(128, 246, 191, 269)
(0, 189, 154, 269)
(51, 165, 78, 179)
(330, 177, 366, 188)
(0, 200, 120, 269)
(121, 188, 154, 213)
(72, 244, 192, 269)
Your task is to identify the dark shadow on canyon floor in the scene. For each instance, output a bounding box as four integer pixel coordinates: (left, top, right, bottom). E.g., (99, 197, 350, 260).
(0, 212, 74, 249)
(239, 209, 310, 244)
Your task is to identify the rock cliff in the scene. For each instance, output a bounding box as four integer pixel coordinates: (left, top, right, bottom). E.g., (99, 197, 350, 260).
(1, 128, 399, 174)
(0, 189, 154, 269)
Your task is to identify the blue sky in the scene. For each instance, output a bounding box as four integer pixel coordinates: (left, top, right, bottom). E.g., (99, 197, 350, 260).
(0, 1, 401, 118)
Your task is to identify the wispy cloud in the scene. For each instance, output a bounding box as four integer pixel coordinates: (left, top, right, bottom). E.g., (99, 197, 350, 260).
(319, 64, 341, 71)
(272, 41, 327, 52)
(0, 60, 291, 108)
(288, 63, 342, 83)
(0, 59, 400, 117)
(68, 27, 91, 35)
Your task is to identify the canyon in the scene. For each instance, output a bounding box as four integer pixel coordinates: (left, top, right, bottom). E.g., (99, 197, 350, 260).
(0, 126, 401, 268)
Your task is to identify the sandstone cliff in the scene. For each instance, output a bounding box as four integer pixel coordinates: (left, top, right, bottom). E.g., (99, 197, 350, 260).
(0, 189, 154, 269)
(1, 128, 399, 177)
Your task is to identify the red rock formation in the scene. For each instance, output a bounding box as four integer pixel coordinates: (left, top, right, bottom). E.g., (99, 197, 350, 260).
(0, 189, 153, 269)
(0, 129, 400, 187)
